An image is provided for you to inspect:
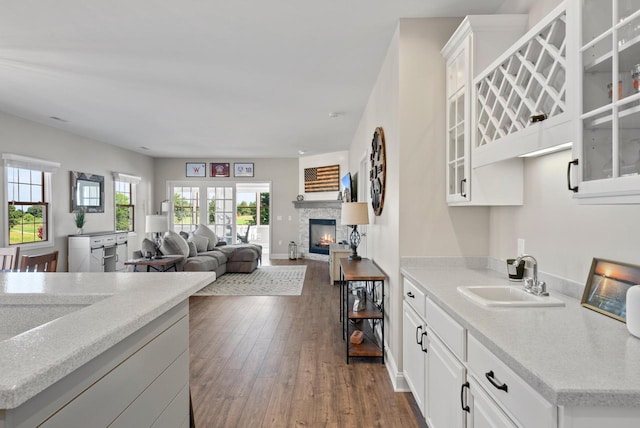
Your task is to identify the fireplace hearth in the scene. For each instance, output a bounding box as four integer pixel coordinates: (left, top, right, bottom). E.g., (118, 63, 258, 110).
(309, 219, 336, 255)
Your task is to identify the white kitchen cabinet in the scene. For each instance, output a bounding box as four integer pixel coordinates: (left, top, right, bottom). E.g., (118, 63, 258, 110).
(426, 330, 466, 428)
(442, 15, 527, 205)
(568, 0, 640, 203)
(473, 3, 574, 167)
(466, 376, 516, 428)
(467, 333, 557, 427)
(3, 301, 190, 427)
(403, 301, 427, 415)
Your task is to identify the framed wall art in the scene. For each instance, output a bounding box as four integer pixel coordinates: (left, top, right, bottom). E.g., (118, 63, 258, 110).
(210, 162, 230, 177)
(304, 164, 340, 193)
(186, 162, 206, 177)
(234, 163, 254, 177)
(581, 258, 640, 322)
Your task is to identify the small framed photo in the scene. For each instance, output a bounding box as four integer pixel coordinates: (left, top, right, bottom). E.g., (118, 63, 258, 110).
(210, 162, 230, 177)
(234, 162, 254, 177)
(581, 258, 640, 322)
(186, 162, 206, 177)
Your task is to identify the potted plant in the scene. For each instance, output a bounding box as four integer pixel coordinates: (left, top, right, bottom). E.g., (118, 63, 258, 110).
(74, 209, 86, 234)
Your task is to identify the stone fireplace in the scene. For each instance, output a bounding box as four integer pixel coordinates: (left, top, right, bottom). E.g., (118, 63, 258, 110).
(308, 219, 336, 255)
(293, 200, 346, 260)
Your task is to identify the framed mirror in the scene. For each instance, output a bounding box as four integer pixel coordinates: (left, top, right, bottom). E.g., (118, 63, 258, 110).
(71, 171, 104, 213)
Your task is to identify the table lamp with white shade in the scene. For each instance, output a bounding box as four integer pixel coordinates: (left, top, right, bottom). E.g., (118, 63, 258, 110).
(145, 214, 168, 257)
(340, 202, 369, 261)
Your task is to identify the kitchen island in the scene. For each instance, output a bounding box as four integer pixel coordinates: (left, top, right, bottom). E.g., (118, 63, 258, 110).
(0, 271, 215, 427)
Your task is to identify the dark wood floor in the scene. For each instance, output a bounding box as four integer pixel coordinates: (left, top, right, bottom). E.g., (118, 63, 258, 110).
(189, 258, 425, 427)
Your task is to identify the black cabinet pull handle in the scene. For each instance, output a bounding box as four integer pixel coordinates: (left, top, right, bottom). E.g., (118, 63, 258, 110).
(485, 370, 508, 393)
(530, 113, 548, 123)
(406, 292, 415, 298)
(567, 159, 579, 193)
(416, 325, 423, 345)
(460, 178, 467, 198)
(420, 332, 428, 353)
(460, 382, 470, 413)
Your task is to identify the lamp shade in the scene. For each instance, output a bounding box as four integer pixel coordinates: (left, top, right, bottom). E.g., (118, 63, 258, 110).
(145, 215, 168, 234)
(341, 202, 369, 226)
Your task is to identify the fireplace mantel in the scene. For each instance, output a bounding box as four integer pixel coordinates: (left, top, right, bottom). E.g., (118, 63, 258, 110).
(292, 200, 343, 209)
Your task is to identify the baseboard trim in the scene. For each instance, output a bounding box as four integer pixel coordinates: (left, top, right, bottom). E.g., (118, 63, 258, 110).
(384, 342, 410, 392)
(269, 253, 290, 260)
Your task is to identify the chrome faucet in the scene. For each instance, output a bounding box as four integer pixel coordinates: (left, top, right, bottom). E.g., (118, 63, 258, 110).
(514, 254, 548, 296)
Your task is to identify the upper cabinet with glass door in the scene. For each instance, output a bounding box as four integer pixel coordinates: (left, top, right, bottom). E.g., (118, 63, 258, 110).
(569, 0, 640, 203)
(442, 15, 527, 205)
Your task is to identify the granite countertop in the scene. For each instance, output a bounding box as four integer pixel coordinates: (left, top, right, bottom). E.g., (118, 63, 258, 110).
(401, 263, 640, 407)
(0, 271, 216, 409)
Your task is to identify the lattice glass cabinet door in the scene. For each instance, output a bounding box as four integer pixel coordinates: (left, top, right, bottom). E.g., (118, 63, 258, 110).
(446, 41, 470, 203)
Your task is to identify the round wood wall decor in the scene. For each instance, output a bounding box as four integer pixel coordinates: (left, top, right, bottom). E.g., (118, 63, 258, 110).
(370, 127, 386, 216)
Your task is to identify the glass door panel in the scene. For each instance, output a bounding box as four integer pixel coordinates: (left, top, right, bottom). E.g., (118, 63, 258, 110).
(583, 0, 612, 43)
(207, 186, 234, 243)
(583, 109, 613, 181)
(172, 186, 200, 233)
(619, 109, 640, 176)
(582, 35, 613, 113)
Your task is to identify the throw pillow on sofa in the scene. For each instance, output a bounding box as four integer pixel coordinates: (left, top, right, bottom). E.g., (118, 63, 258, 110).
(160, 231, 189, 258)
(188, 234, 209, 253)
(193, 224, 219, 251)
(187, 241, 198, 257)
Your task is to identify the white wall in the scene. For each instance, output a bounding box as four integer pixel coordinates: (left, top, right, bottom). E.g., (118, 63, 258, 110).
(490, 149, 640, 284)
(349, 23, 401, 372)
(298, 151, 349, 201)
(348, 18, 481, 376)
(0, 111, 155, 270)
(153, 157, 298, 256)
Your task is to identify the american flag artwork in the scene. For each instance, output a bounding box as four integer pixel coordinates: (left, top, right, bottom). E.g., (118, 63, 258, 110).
(304, 164, 340, 192)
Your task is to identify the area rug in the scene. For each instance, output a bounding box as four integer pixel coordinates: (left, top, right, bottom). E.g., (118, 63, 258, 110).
(194, 265, 307, 296)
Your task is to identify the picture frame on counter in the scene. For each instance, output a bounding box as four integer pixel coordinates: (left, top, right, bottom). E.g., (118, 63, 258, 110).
(234, 162, 254, 177)
(581, 258, 640, 322)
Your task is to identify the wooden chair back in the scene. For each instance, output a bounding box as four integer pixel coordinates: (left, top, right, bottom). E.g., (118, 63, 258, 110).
(20, 250, 59, 272)
(0, 246, 20, 271)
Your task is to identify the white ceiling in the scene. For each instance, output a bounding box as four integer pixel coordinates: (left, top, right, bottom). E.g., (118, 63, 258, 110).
(0, 0, 533, 158)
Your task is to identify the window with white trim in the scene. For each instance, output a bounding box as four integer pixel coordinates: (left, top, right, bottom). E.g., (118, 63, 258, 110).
(113, 172, 140, 233)
(3, 154, 59, 247)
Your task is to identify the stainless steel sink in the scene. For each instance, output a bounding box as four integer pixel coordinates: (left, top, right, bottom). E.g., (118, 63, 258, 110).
(457, 285, 565, 307)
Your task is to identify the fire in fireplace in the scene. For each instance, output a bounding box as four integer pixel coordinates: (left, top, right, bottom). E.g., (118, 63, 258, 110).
(309, 219, 336, 255)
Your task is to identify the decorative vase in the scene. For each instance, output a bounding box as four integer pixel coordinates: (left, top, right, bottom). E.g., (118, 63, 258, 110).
(76, 228, 84, 235)
(626, 285, 640, 338)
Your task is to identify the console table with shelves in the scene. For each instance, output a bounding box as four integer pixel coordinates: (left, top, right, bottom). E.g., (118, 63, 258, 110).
(339, 258, 385, 364)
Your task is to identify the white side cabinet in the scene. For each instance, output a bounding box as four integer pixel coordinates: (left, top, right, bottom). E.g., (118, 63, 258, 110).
(467, 376, 516, 428)
(403, 302, 427, 414)
(441, 15, 527, 205)
(402, 278, 427, 415)
(68, 232, 128, 272)
(424, 296, 467, 428)
(569, 0, 640, 203)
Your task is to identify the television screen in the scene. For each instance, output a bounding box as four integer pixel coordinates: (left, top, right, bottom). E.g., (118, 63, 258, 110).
(341, 172, 352, 202)
(340, 172, 358, 202)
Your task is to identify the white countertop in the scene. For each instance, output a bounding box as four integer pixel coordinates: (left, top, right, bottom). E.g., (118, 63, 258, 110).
(0, 271, 215, 409)
(401, 264, 640, 407)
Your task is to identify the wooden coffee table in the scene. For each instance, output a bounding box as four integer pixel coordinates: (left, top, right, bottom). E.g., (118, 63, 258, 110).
(125, 255, 183, 272)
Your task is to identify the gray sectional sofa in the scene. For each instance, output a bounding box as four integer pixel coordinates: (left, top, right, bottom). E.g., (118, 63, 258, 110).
(140, 224, 262, 277)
